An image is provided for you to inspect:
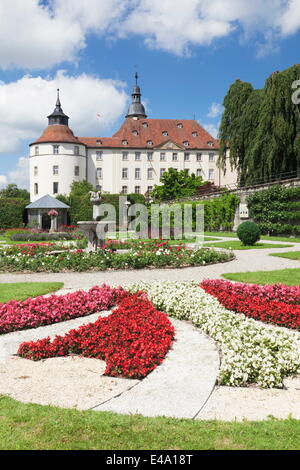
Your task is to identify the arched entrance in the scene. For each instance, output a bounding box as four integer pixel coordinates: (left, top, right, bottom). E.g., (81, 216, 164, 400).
(42, 213, 51, 230)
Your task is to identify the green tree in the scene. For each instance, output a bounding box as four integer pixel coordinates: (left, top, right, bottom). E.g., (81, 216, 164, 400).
(67, 180, 94, 224)
(0, 184, 30, 201)
(219, 64, 300, 186)
(151, 168, 204, 201)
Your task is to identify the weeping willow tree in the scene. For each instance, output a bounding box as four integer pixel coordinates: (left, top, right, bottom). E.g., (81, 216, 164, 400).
(219, 64, 300, 186)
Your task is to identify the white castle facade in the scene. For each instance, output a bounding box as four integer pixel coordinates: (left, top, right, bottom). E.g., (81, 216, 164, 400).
(29, 78, 237, 202)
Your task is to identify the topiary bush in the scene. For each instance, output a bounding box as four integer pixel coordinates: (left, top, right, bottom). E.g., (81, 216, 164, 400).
(237, 221, 260, 246)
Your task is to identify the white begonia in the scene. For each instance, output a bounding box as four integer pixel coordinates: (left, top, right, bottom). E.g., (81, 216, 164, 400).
(129, 281, 300, 389)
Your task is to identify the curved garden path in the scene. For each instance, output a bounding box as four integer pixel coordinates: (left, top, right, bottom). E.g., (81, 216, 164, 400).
(1, 238, 300, 420)
(0, 238, 299, 292)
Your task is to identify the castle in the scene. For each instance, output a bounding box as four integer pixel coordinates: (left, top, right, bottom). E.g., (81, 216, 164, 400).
(29, 75, 236, 202)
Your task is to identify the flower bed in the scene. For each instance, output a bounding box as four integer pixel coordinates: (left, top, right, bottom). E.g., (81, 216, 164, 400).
(201, 279, 300, 329)
(18, 291, 175, 379)
(0, 285, 119, 334)
(0, 241, 233, 272)
(129, 281, 300, 388)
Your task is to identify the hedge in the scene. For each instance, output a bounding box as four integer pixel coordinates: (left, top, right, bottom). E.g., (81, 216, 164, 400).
(247, 185, 300, 235)
(0, 198, 27, 229)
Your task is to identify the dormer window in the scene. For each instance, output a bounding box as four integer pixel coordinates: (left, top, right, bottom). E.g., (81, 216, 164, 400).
(122, 140, 128, 146)
(147, 140, 153, 146)
(192, 132, 198, 137)
(162, 131, 168, 137)
(132, 130, 139, 136)
(183, 141, 189, 147)
(142, 122, 148, 128)
(96, 139, 102, 145)
(208, 141, 214, 147)
(177, 123, 183, 128)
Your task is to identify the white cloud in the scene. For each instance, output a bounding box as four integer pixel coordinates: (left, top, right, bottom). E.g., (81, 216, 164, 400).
(7, 157, 29, 189)
(0, 175, 7, 188)
(0, 1, 300, 69)
(207, 102, 224, 119)
(0, 70, 128, 154)
(202, 122, 219, 139)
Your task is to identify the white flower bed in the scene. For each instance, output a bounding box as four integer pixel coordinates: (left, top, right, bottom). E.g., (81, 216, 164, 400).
(129, 281, 300, 388)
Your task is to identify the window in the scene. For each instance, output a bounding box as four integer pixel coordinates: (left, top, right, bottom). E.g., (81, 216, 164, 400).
(96, 140, 102, 145)
(96, 168, 102, 179)
(122, 152, 128, 161)
(209, 153, 215, 162)
(74, 146, 79, 156)
(135, 168, 141, 179)
(53, 145, 59, 154)
(177, 123, 183, 128)
(121, 186, 128, 194)
(147, 186, 153, 193)
(135, 152, 141, 161)
(147, 140, 153, 146)
(184, 152, 190, 161)
(147, 152, 153, 161)
(142, 122, 148, 128)
(160, 168, 166, 179)
(34, 166, 38, 176)
(132, 130, 139, 136)
(196, 168, 202, 177)
(96, 151, 103, 161)
(135, 186, 141, 194)
(122, 140, 128, 146)
(162, 131, 168, 137)
(122, 168, 128, 179)
(172, 153, 178, 161)
(209, 169, 215, 180)
(160, 152, 166, 161)
(34, 183, 38, 195)
(147, 168, 154, 180)
(208, 141, 214, 147)
(74, 166, 80, 176)
(53, 165, 59, 175)
(53, 182, 59, 194)
(35, 146, 39, 155)
(183, 141, 189, 147)
(196, 153, 202, 161)
(192, 132, 198, 137)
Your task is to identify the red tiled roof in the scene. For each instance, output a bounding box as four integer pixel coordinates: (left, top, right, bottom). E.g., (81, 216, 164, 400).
(79, 118, 219, 150)
(31, 125, 82, 145)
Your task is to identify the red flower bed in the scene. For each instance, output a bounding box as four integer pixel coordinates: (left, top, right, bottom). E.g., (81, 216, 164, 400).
(0, 285, 120, 334)
(201, 279, 300, 330)
(18, 292, 175, 379)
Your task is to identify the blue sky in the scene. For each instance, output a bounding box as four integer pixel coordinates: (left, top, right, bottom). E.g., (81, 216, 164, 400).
(1, 0, 300, 189)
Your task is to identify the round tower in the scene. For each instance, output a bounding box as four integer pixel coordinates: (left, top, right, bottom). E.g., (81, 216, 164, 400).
(29, 90, 87, 202)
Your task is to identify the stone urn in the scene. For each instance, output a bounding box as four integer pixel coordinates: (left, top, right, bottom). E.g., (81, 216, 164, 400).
(48, 209, 58, 233)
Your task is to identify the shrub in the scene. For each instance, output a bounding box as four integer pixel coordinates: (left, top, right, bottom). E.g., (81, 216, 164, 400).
(10, 232, 80, 241)
(237, 221, 260, 246)
(0, 198, 27, 229)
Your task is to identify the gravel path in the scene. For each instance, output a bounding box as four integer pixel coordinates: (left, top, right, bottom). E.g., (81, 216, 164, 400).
(0, 238, 299, 292)
(1, 239, 300, 420)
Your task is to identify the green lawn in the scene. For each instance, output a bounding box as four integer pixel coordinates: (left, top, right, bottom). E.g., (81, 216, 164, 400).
(270, 251, 300, 261)
(204, 232, 300, 243)
(0, 282, 64, 303)
(222, 268, 300, 286)
(204, 240, 294, 250)
(0, 396, 299, 450)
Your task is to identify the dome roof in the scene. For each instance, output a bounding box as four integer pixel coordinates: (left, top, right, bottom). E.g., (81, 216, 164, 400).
(31, 125, 82, 145)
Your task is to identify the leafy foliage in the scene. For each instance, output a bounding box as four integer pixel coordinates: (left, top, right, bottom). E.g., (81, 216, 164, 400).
(0, 198, 27, 229)
(237, 221, 260, 246)
(151, 168, 204, 201)
(247, 185, 300, 234)
(0, 184, 30, 201)
(219, 65, 300, 185)
(58, 180, 93, 224)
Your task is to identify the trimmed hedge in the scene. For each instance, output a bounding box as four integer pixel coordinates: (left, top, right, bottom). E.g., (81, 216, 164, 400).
(247, 185, 300, 235)
(0, 198, 27, 229)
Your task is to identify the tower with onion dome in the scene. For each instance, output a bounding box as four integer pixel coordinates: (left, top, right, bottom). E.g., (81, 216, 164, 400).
(29, 90, 87, 202)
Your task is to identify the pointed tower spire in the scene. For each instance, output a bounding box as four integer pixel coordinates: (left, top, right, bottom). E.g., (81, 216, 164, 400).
(126, 73, 147, 119)
(47, 89, 69, 126)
